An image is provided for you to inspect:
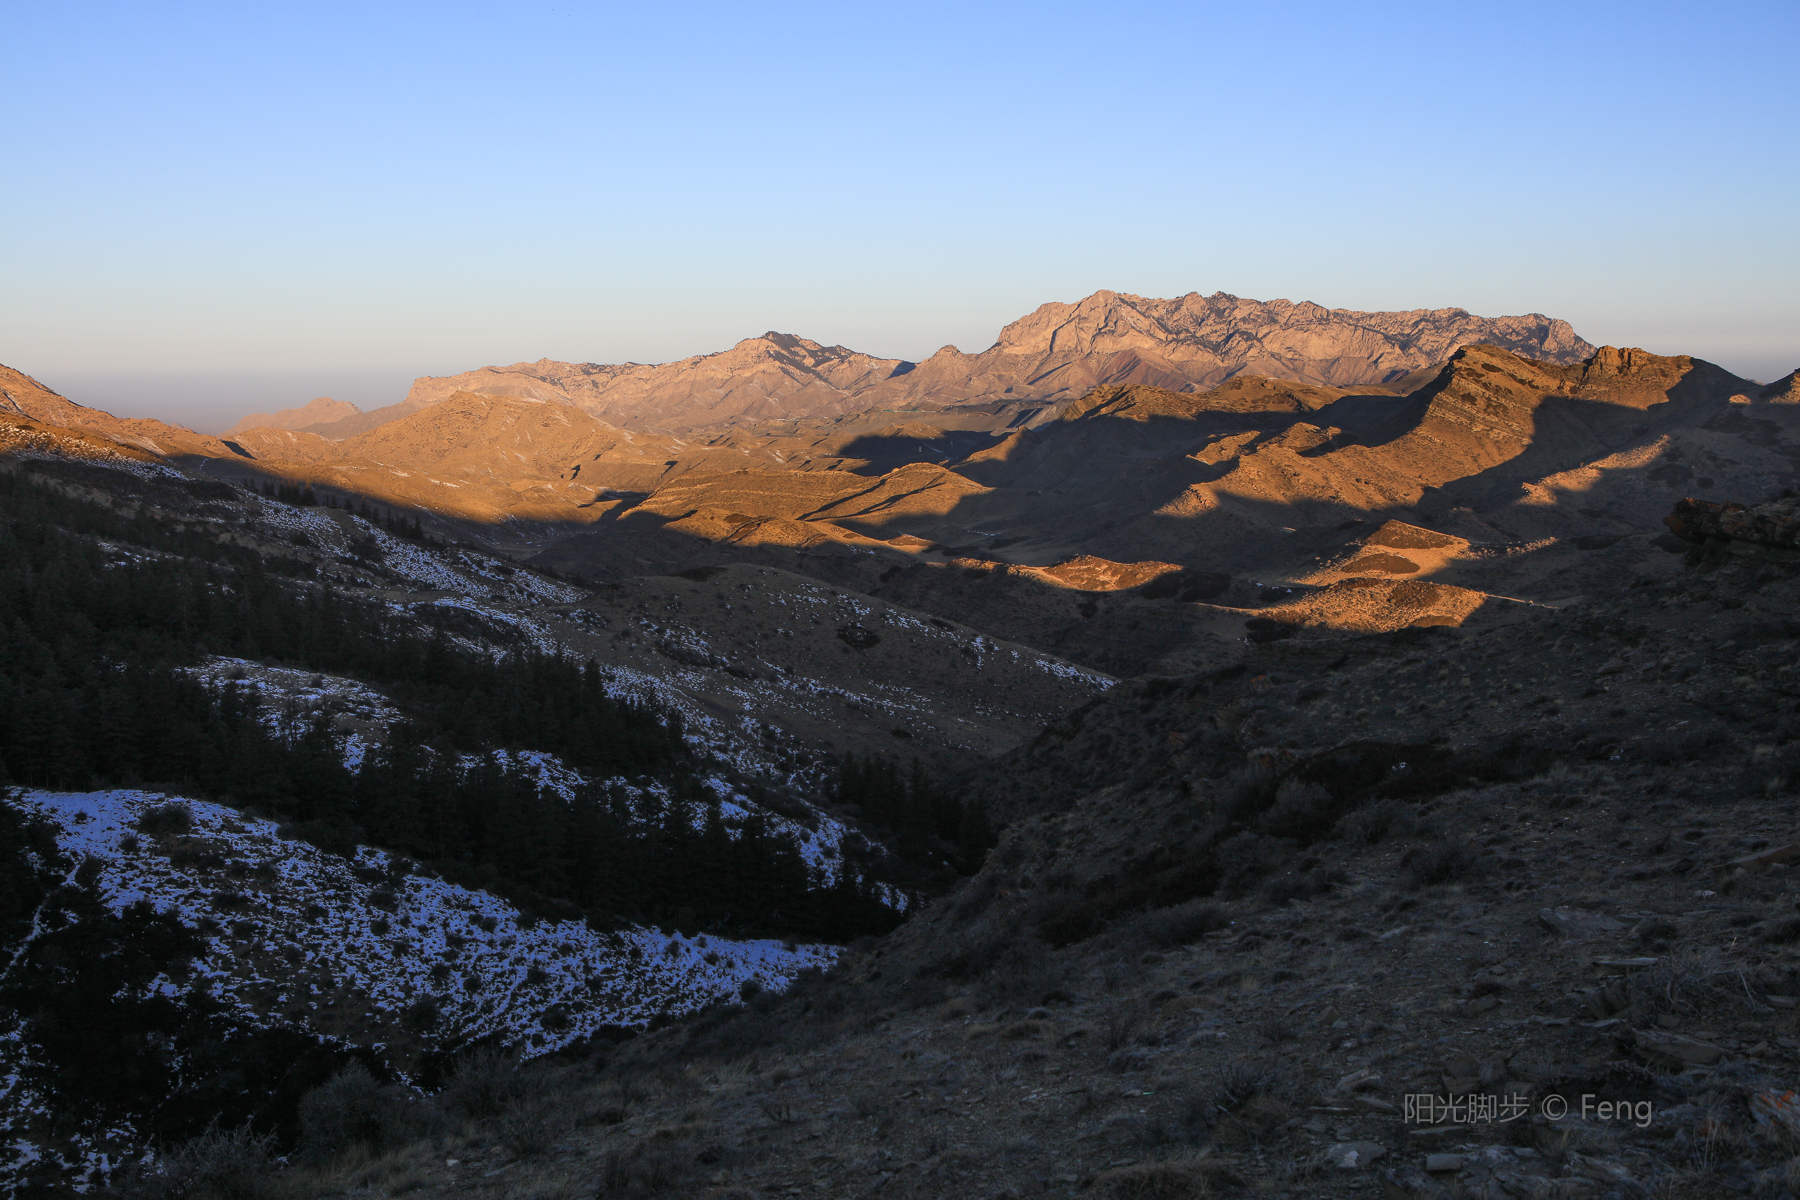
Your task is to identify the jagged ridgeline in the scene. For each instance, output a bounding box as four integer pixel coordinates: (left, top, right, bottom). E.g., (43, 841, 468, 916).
(0, 468, 899, 941)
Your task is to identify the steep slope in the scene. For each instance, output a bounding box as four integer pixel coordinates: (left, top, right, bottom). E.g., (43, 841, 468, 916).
(345, 391, 625, 481)
(0, 787, 839, 1192)
(1758, 369, 1800, 404)
(225, 425, 343, 462)
(586, 343, 1775, 587)
(0, 363, 242, 460)
(932, 343, 1783, 580)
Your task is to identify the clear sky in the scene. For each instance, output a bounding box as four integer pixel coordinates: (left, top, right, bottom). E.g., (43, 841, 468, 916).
(6, 0, 1795, 431)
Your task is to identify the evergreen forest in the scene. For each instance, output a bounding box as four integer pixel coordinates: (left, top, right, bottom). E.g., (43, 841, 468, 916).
(0, 468, 942, 943)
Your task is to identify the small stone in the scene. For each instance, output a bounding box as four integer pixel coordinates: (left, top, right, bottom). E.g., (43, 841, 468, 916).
(1442, 1051, 1480, 1077)
(1634, 1030, 1725, 1067)
(1325, 1141, 1387, 1169)
(1424, 1154, 1463, 1172)
(1720, 843, 1800, 873)
(1538, 908, 1626, 937)
(1592, 956, 1661, 973)
(1751, 1090, 1800, 1135)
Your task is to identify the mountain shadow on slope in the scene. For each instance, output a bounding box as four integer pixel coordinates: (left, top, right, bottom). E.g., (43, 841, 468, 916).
(0, 468, 916, 942)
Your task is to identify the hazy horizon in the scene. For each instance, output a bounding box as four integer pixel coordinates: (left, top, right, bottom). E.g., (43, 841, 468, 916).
(7, 1, 1795, 432)
(38, 291, 1800, 437)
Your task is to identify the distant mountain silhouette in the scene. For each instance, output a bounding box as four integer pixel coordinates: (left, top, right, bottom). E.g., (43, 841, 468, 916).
(225, 396, 361, 435)
(263, 291, 1595, 438)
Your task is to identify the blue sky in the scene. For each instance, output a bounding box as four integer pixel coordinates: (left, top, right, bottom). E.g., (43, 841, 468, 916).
(5, 0, 1795, 430)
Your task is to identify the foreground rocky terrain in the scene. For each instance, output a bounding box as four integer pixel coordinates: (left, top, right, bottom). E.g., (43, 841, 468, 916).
(281, 496, 1800, 1200)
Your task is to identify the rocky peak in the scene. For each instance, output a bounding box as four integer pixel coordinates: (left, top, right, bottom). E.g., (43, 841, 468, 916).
(1760, 370, 1800, 404)
(985, 290, 1595, 388)
(222, 293, 1602, 439)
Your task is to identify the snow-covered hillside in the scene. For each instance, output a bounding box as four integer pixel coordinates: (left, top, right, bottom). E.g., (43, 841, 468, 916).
(0, 789, 839, 1191)
(180, 656, 897, 900)
(18, 789, 838, 1048)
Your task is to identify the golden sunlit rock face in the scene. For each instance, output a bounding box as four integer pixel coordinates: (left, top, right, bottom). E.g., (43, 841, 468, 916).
(253, 292, 1597, 441)
(7, 332, 1799, 672)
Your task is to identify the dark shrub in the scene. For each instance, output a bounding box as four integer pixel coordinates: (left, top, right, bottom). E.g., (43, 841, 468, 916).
(296, 1062, 438, 1158)
(1117, 900, 1228, 949)
(835, 624, 881, 649)
(497, 1096, 571, 1158)
(440, 1047, 533, 1119)
(1256, 778, 1335, 841)
(276, 819, 359, 858)
(1214, 832, 1292, 898)
(1205, 1055, 1291, 1114)
(1644, 726, 1733, 766)
(1332, 799, 1434, 846)
(401, 997, 439, 1032)
(979, 937, 1057, 1009)
(1032, 889, 1106, 947)
(1263, 869, 1329, 906)
(1102, 1002, 1147, 1052)
(136, 802, 193, 838)
(1763, 918, 1800, 946)
(1402, 839, 1488, 889)
(117, 1122, 284, 1200)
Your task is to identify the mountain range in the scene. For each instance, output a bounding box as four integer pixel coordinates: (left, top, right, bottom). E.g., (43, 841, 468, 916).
(5, 291, 1795, 682)
(225, 290, 1597, 438)
(4, 289, 1800, 1196)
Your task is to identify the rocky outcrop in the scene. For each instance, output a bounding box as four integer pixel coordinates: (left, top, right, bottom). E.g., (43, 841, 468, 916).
(1363, 343, 1752, 496)
(882, 290, 1594, 410)
(1665, 495, 1800, 559)
(1760, 370, 1800, 404)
